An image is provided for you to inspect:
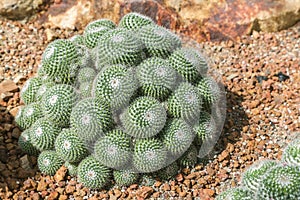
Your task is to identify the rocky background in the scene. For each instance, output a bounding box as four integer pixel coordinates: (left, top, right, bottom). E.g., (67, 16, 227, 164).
(0, 0, 299, 199)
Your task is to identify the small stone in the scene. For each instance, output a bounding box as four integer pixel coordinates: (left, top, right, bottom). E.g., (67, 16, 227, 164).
(1, 92, 13, 101)
(154, 181, 162, 187)
(31, 193, 40, 200)
(20, 155, 32, 170)
(218, 150, 229, 162)
(183, 179, 191, 188)
(45, 29, 57, 42)
(153, 192, 160, 198)
(12, 127, 21, 139)
(58, 195, 68, 200)
(9, 106, 21, 117)
(48, 191, 59, 200)
(176, 173, 184, 182)
(0, 80, 19, 93)
(114, 189, 122, 198)
(65, 185, 75, 194)
(163, 183, 170, 191)
(54, 166, 67, 182)
(37, 178, 48, 191)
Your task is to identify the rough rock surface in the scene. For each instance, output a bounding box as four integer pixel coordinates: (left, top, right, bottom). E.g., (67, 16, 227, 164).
(35, 0, 300, 41)
(0, 0, 45, 20)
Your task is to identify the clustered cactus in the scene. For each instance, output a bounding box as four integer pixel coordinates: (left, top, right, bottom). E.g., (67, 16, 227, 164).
(17, 12, 225, 189)
(216, 138, 300, 200)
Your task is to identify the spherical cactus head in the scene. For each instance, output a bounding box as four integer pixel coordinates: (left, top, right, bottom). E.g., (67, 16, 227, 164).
(156, 161, 179, 181)
(193, 111, 217, 146)
(77, 156, 112, 189)
(241, 159, 278, 193)
(257, 164, 300, 200)
(18, 129, 39, 156)
(281, 138, 300, 166)
(121, 96, 167, 138)
(35, 81, 55, 102)
(92, 65, 138, 110)
(167, 82, 202, 124)
(95, 28, 145, 68)
(177, 143, 198, 167)
(54, 128, 89, 163)
(138, 25, 182, 58)
(196, 76, 221, 109)
(41, 84, 78, 127)
(70, 97, 113, 147)
(133, 138, 167, 173)
(41, 39, 80, 83)
(216, 187, 253, 200)
(113, 170, 140, 187)
(37, 150, 64, 176)
(94, 129, 131, 169)
(136, 57, 178, 101)
(119, 12, 155, 30)
(83, 19, 116, 49)
(20, 77, 42, 105)
(30, 117, 61, 151)
(15, 103, 43, 130)
(69, 34, 85, 46)
(64, 161, 78, 176)
(169, 47, 208, 83)
(159, 118, 194, 156)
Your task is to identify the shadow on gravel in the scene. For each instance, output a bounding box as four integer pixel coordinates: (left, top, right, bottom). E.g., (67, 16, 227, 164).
(0, 106, 38, 193)
(198, 87, 249, 163)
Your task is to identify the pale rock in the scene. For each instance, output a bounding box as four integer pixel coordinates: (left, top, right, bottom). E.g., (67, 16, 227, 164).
(0, 0, 44, 20)
(0, 80, 19, 93)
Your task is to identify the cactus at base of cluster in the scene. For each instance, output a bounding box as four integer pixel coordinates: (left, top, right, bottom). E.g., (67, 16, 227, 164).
(94, 129, 131, 169)
(241, 159, 278, 192)
(113, 170, 140, 186)
(281, 138, 300, 166)
(77, 156, 111, 189)
(256, 164, 300, 200)
(216, 187, 253, 200)
(17, 12, 226, 189)
(37, 150, 64, 176)
(55, 128, 89, 163)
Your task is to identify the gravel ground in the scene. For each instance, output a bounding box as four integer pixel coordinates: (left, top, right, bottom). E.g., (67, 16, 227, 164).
(0, 17, 299, 200)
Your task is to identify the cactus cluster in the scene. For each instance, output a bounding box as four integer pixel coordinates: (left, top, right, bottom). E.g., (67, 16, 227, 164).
(17, 12, 225, 189)
(217, 138, 300, 199)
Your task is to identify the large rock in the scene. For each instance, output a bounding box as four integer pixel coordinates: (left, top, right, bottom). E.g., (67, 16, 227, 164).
(37, 0, 300, 41)
(0, 0, 44, 20)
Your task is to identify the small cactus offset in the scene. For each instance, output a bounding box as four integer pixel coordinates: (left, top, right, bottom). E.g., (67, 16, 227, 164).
(41, 84, 78, 127)
(18, 129, 39, 156)
(15, 102, 43, 130)
(77, 156, 112, 189)
(20, 77, 42, 104)
(118, 12, 154, 30)
(256, 164, 300, 200)
(83, 19, 116, 49)
(160, 118, 194, 156)
(113, 170, 140, 186)
(54, 128, 89, 163)
(18, 12, 226, 189)
(167, 82, 202, 124)
(133, 138, 167, 173)
(241, 159, 278, 193)
(169, 47, 208, 83)
(92, 65, 138, 110)
(70, 97, 113, 145)
(94, 129, 131, 169)
(37, 150, 64, 176)
(281, 138, 300, 166)
(138, 25, 182, 58)
(30, 117, 61, 151)
(216, 187, 253, 200)
(121, 96, 167, 138)
(136, 57, 178, 101)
